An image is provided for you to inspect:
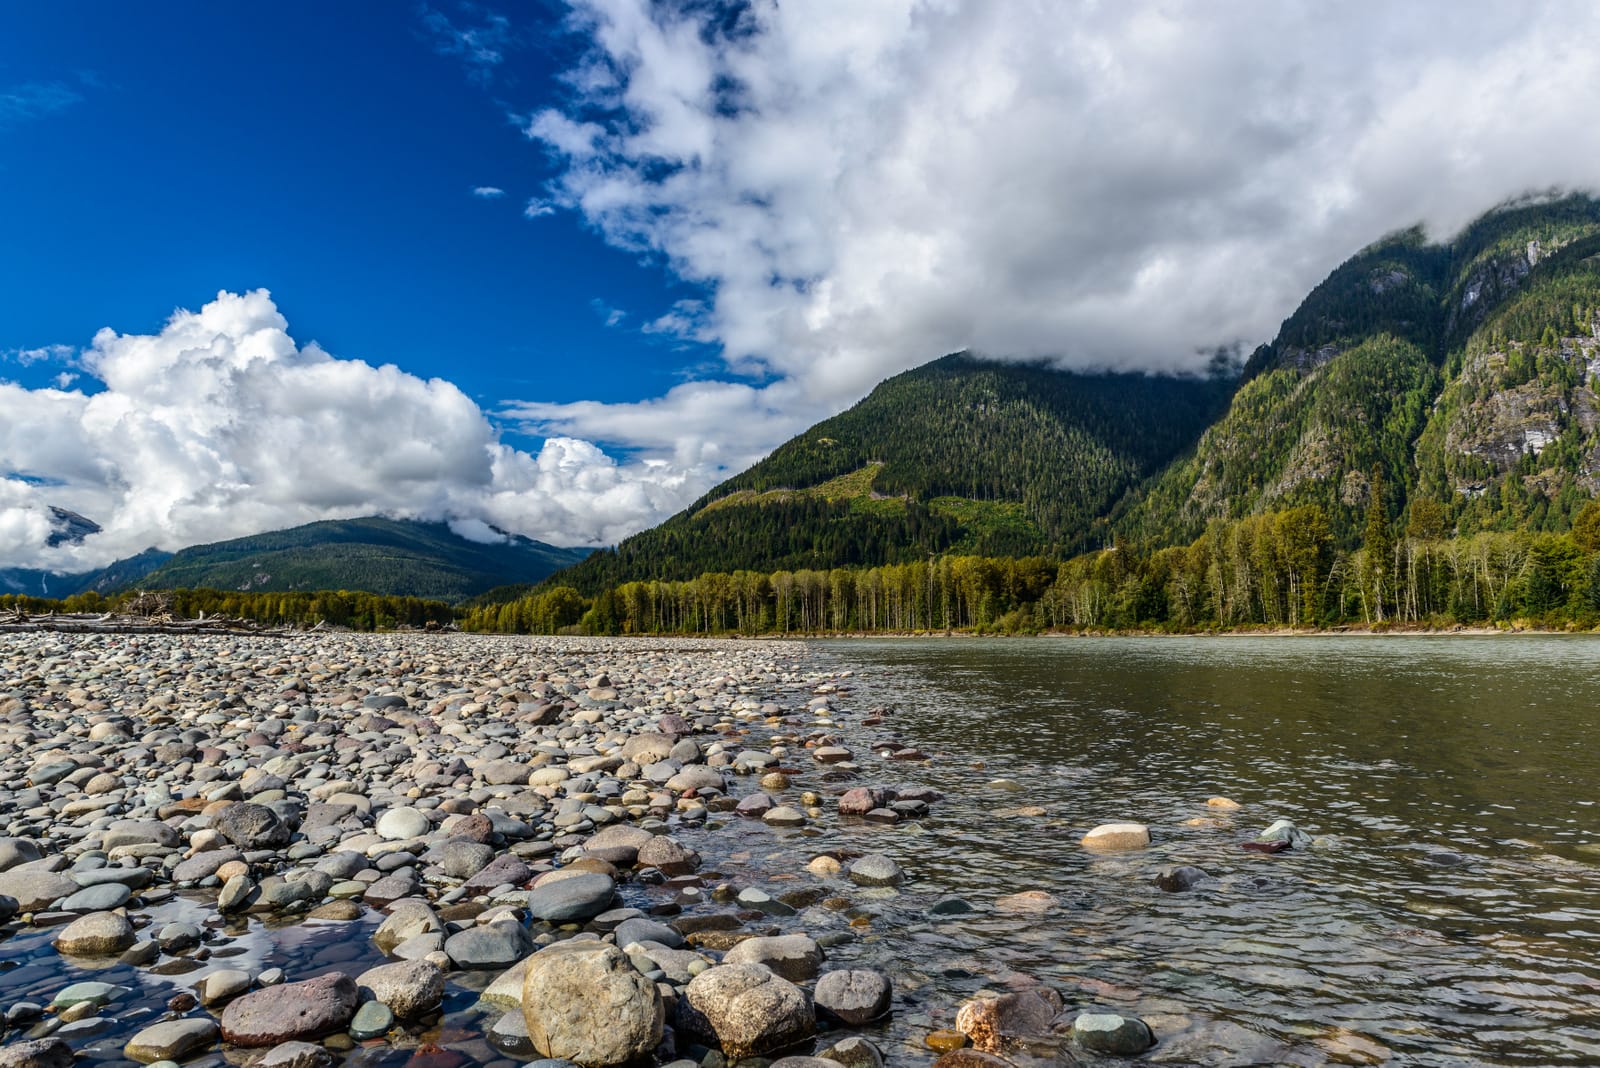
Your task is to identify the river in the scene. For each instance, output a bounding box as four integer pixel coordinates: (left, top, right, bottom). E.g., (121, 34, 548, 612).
(806, 634, 1600, 1065)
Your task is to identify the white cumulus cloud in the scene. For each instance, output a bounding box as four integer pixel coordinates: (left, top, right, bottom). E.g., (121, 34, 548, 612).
(0, 290, 706, 571)
(516, 0, 1600, 474)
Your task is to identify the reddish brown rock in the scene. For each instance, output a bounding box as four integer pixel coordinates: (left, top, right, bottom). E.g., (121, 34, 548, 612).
(220, 973, 359, 1047)
(837, 788, 885, 817)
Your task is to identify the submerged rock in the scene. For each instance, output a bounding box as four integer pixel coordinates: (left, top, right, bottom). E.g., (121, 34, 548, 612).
(1081, 822, 1150, 852)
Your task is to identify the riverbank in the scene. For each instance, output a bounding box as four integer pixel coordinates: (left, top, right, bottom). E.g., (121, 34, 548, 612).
(0, 630, 1026, 1068)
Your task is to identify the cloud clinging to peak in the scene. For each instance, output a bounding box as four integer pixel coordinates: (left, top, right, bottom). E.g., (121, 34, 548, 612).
(0, 291, 710, 570)
(517, 0, 1600, 449)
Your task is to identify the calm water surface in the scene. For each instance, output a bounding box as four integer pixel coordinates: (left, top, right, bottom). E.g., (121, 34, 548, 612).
(807, 635, 1600, 1066)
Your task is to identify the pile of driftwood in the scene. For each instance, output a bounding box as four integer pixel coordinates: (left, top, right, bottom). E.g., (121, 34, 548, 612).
(1, 595, 296, 637)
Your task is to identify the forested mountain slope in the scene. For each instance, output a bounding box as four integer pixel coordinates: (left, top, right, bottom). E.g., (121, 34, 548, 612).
(548, 355, 1231, 593)
(1117, 194, 1600, 547)
(130, 516, 589, 602)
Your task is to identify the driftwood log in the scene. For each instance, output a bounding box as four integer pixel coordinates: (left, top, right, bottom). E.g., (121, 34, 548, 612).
(0, 608, 293, 637)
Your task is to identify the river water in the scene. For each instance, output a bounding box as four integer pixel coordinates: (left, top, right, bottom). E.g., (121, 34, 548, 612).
(6, 634, 1599, 1068)
(804, 634, 1600, 1066)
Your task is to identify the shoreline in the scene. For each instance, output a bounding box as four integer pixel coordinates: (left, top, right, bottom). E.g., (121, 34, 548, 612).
(0, 630, 978, 1068)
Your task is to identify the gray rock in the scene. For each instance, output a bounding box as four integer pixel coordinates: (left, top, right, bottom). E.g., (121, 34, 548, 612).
(0, 869, 77, 912)
(680, 963, 815, 1060)
(348, 1001, 393, 1041)
(373, 898, 442, 951)
(356, 959, 445, 1018)
(124, 1018, 219, 1064)
(58, 883, 132, 912)
(445, 918, 534, 970)
(199, 969, 252, 1006)
(212, 804, 290, 850)
(102, 820, 179, 852)
(721, 934, 823, 982)
(636, 836, 699, 874)
(220, 973, 358, 1047)
(376, 807, 430, 841)
(614, 917, 685, 950)
(847, 854, 903, 887)
(816, 1036, 884, 1068)
(1154, 865, 1210, 893)
(1073, 1012, 1155, 1054)
(157, 922, 203, 953)
(255, 1042, 333, 1068)
(814, 968, 892, 1025)
(53, 911, 135, 955)
(525, 872, 615, 924)
(1258, 819, 1313, 850)
(0, 838, 42, 873)
(521, 942, 663, 1066)
(217, 874, 257, 913)
(172, 850, 243, 883)
(0, 1038, 73, 1068)
(429, 840, 493, 880)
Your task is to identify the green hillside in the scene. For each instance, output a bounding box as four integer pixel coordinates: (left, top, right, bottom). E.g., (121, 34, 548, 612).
(1120, 193, 1600, 547)
(132, 516, 589, 603)
(545, 355, 1232, 593)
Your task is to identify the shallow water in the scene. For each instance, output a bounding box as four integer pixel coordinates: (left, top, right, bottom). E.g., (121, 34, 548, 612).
(7, 633, 1600, 1068)
(799, 634, 1600, 1066)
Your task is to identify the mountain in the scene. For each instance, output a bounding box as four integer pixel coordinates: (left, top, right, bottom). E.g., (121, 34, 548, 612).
(547, 355, 1233, 593)
(1116, 193, 1600, 546)
(0, 507, 127, 598)
(114, 517, 588, 603)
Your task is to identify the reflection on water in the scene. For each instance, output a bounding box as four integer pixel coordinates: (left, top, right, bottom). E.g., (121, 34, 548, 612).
(6, 635, 1600, 1067)
(805, 635, 1600, 1066)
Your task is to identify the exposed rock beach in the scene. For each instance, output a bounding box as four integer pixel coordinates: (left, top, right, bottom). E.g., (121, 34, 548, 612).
(0, 630, 1342, 1068)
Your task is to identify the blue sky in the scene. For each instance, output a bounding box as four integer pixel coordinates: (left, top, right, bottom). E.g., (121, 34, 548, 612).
(0, 3, 710, 410)
(3, 2, 1599, 566)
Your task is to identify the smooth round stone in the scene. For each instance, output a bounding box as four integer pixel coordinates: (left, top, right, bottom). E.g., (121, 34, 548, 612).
(199, 969, 252, 1006)
(444, 921, 533, 970)
(51, 982, 123, 1010)
(763, 806, 807, 827)
(525, 873, 615, 924)
(1207, 796, 1243, 811)
(847, 854, 903, 887)
(157, 922, 203, 953)
(814, 969, 892, 1025)
(376, 807, 430, 842)
(53, 911, 136, 955)
(1081, 823, 1150, 852)
(124, 1017, 220, 1064)
(58, 882, 132, 912)
(348, 1001, 394, 1041)
(1073, 1012, 1155, 1054)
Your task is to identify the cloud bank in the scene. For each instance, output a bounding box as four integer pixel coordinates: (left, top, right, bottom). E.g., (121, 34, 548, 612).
(0, 291, 706, 571)
(519, 0, 1600, 454)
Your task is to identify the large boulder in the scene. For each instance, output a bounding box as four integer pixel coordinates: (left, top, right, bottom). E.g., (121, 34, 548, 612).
(521, 942, 663, 1066)
(680, 963, 815, 1059)
(220, 973, 359, 1047)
